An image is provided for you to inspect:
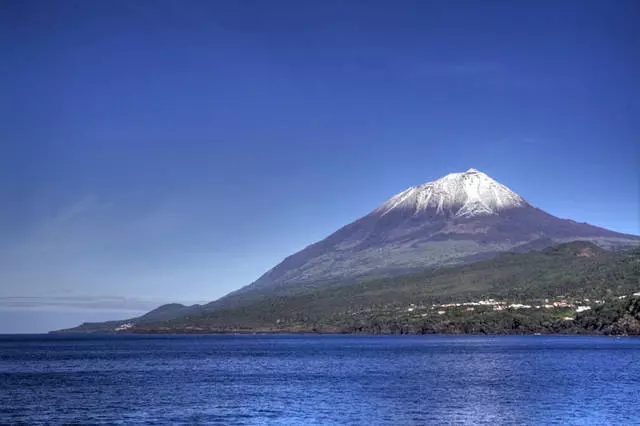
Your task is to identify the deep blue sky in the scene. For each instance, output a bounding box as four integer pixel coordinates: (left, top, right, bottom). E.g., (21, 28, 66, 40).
(1, 0, 638, 332)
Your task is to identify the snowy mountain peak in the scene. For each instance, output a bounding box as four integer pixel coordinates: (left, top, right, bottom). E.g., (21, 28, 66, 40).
(376, 169, 529, 218)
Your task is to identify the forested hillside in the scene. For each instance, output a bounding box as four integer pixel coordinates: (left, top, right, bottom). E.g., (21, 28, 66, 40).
(119, 242, 640, 335)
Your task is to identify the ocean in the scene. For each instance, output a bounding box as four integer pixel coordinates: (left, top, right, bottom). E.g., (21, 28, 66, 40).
(1, 334, 639, 425)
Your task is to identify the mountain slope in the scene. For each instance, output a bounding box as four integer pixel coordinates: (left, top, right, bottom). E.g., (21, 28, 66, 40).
(55, 302, 203, 333)
(226, 169, 639, 303)
(55, 169, 640, 333)
(128, 242, 640, 334)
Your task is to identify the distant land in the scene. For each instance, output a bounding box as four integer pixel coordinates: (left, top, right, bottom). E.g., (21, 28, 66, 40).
(56, 169, 640, 335)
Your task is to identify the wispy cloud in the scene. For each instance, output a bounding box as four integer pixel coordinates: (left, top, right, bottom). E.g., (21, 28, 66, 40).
(43, 194, 103, 230)
(0, 192, 225, 302)
(0, 295, 196, 313)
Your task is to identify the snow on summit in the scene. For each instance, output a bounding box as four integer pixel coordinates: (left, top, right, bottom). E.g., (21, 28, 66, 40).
(376, 168, 528, 218)
(236, 167, 638, 294)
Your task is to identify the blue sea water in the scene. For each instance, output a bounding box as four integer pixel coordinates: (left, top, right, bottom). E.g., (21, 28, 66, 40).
(1, 334, 639, 425)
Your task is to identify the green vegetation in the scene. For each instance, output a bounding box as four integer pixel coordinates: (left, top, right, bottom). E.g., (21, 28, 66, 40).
(127, 241, 640, 335)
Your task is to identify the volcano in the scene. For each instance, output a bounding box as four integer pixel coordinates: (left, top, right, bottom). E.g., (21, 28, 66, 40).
(57, 168, 640, 333)
(229, 168, 639, 300)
